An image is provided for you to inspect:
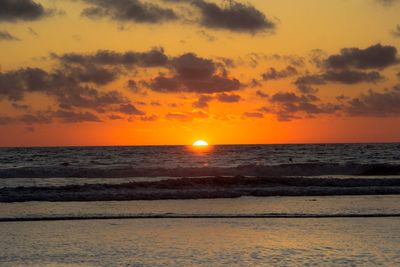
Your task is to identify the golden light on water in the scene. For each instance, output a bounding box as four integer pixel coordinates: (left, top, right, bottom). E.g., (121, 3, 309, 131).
(193, 140, 209, 147)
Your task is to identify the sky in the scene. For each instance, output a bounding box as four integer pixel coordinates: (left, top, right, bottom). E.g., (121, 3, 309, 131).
(0, 0, 400, 147)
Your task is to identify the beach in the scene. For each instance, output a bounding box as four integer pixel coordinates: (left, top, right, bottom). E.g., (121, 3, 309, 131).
(1, 196, 400, 265)
(1, 216, 399, 266)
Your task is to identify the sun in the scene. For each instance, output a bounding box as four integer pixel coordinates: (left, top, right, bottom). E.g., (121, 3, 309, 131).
(193, 140, 209, 147)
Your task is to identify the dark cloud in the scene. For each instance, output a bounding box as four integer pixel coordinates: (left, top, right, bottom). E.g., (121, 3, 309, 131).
(127, 80, 138, 92)
(149, 53, 241, 94)
(216, 93, 241, 103)
(150, 101, 161, 106)
(191, 92, 241, 108)
(393, 25, 400, 38)
(28, 27, 39, 36)
(0, 0, 52, 22)
(376, 0, 399, 6)
(52, 48, 168, 68)
(345, 86, 400, 116)
(165, 111, 208, 121)
(260, 92, 340, 121)
(323, 70, 383, 84)
(256, 90, 269, 98)
(262, 65, 298, 81)
(165, 112, 192, 121)
(81, 0, 177, 23)
(6, 110, 102, 125)
(249, 79, 262, 88)
(64, 65, 120, 85)
(140, 115, 158, 122)
(192, 95, 213, 108)
(109, 114, 124, 120)
(0, 30, 20, 41)
(0, 115, 14, 125)
(324, 44, 398, 70)
(116, 103, 145, 115)
(25, 126, 35, 132)
(0, 67, 141, 122)
(19, 112, 51, 124)
(53, 110, 102, 123)
(295, 70, 384, 93)
(243, 112, 264, 118)
(191, 0, 275, 33)
(336, 95, 350, 101)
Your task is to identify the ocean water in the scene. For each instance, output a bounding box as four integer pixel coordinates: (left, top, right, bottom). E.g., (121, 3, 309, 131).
(1, 144, 400, 265)
(1, 143, 400, 178)
(1, 143, 400, 202)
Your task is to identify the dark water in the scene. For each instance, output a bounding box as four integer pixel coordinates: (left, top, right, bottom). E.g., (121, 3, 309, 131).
(1, 143, 400, 178)
(1, 143, 400, 202)
(1, 145, 400, 266)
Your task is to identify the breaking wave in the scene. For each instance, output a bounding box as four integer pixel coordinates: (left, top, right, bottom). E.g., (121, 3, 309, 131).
(2, 176, 400, 202)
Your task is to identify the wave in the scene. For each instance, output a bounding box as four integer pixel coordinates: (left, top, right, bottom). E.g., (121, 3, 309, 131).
(2, 176, 400, 202)
(2, 163, 400, 178)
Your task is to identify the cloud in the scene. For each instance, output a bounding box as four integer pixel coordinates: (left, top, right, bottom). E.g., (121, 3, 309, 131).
(81, 0, 177, 23)
(150, 101, 161, 106)
(53, 110, 102, 123)
(52, 48, 169, 68)
(324, 44, 398, 70)
(140, 114, 158, 122)
(216, 93, 241, 103)
(64, 65, 120, 85)
(256, 90, 269, 98)
(393, 25, 400, 38)
(28, 27, 39, 36)
(376, 0, 399, 6)
(192, 95, 213, 108)
(243, 112, 264, 118)
(295, 70, 384, 93)
(262, 65, 298, 81)
(19, 112, 52, 124)
(0, 115, 14, 125)
(0, 0, 58, 22)
(127, 80, 138, 92)
(191, 0, 275, 33)
(260, 92, 340, 121)
(148, 53, 241, 94)
(116, 103, 145, 115)
(345, 85, 400, 116)
(165, 111, 208, 121)
(191, 92, 241, 108)
(165, 112, 192, 121)
(0, 30, 20, 41)
(0, 67, 143, 123)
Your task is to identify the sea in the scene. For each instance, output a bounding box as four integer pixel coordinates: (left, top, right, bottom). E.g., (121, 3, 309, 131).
(1, 143, 400, 266)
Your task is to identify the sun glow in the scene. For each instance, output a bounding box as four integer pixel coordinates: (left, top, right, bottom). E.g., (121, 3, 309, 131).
(193, 140, 209, 147)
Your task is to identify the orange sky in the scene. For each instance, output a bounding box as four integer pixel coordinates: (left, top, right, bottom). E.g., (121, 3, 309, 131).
(1, 0, 400, 146)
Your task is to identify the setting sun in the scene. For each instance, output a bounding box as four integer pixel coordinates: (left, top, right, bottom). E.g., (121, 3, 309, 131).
(193, 140, 209, 147)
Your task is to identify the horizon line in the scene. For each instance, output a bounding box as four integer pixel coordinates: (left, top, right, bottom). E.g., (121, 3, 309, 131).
(1, 140, 400, 149)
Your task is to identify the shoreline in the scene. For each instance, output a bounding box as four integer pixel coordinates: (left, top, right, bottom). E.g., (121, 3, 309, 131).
(2, 213, 400, 223)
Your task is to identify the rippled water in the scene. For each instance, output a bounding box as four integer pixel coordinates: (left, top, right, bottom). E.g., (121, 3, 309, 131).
(1, 143, 400, 170)
(1, 144, 400, 265)
(1, 217, 399, 266)
(1, 143, 400, 179)
(1, 195, 399, 219)
(1, 196, 400, 266)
